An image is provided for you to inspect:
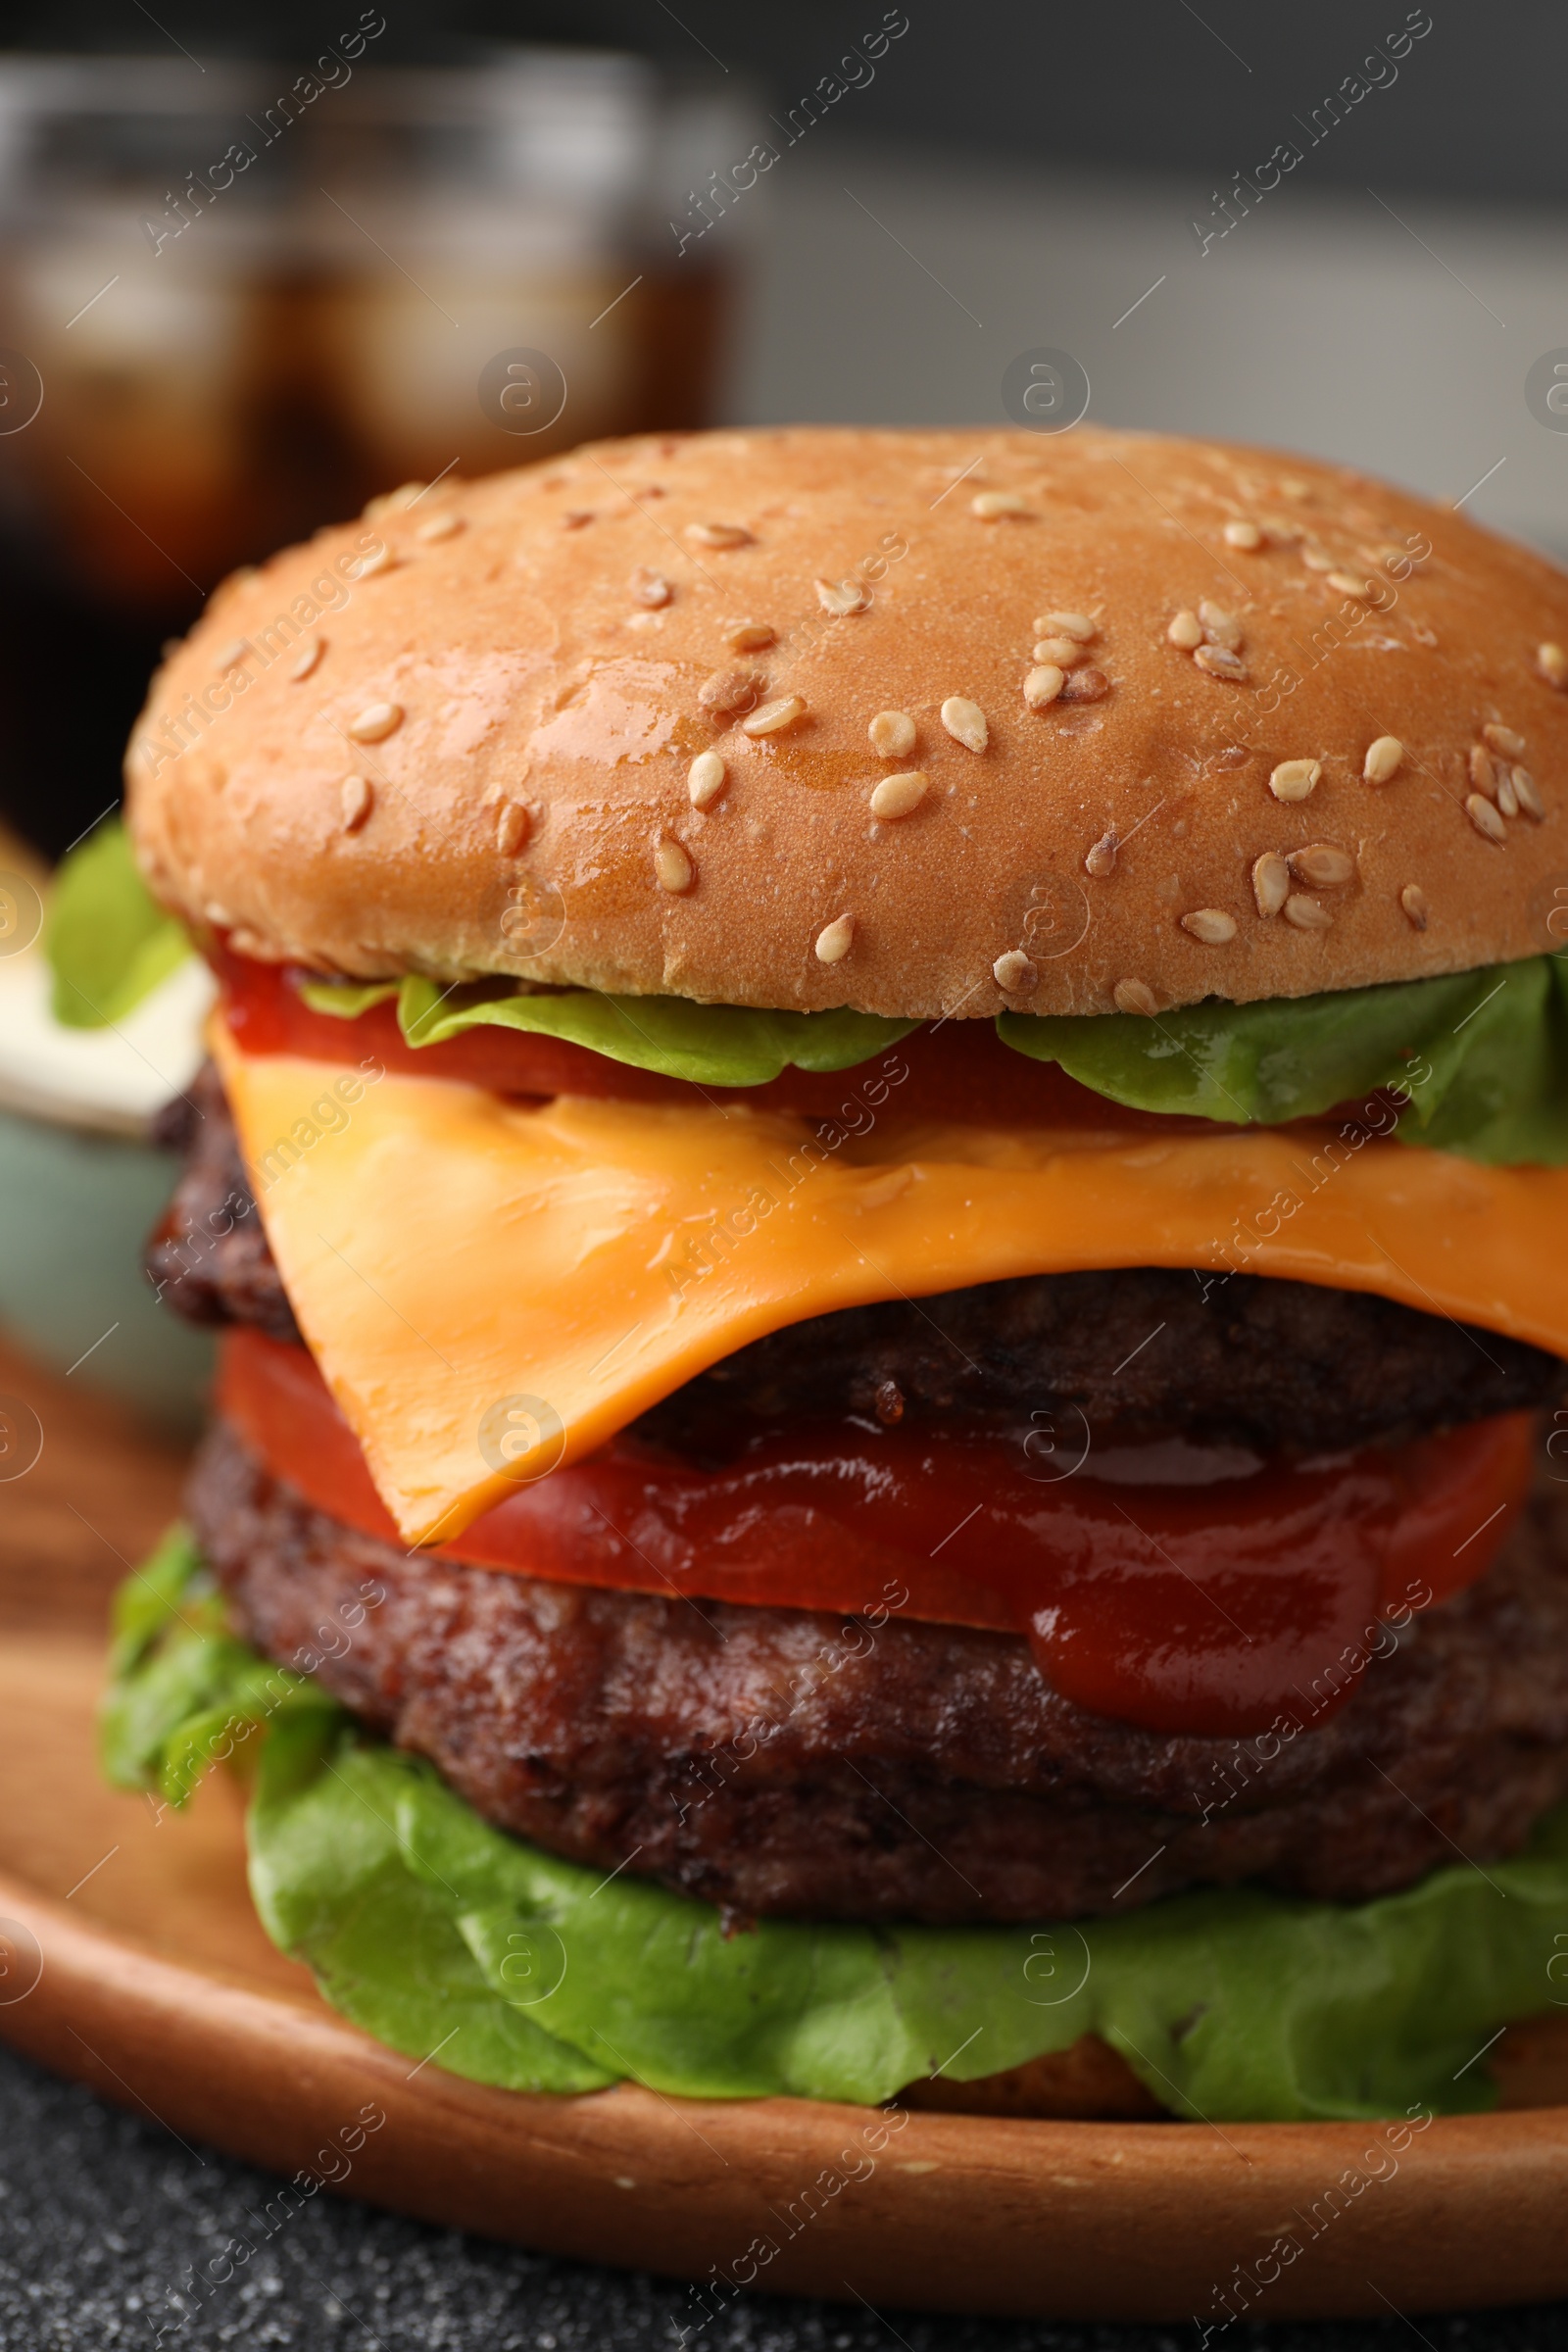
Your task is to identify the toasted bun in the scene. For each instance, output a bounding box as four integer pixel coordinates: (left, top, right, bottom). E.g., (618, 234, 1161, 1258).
(126, 425, 1568, 1019)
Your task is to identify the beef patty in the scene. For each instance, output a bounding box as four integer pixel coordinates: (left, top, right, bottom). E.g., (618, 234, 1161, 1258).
(152, 1065, 1564, 1453)
(192, 1419, 1568, 1926)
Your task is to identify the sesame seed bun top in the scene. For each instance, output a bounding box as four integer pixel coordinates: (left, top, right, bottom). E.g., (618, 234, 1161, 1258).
(126, 424, 1568, 1020)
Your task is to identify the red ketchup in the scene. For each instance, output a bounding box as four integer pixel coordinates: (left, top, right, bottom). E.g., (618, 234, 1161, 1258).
(220, 1329, 1536, 1740)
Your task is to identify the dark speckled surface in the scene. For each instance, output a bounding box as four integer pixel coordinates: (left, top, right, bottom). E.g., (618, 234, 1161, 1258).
(2, 2045, 1566, 2352)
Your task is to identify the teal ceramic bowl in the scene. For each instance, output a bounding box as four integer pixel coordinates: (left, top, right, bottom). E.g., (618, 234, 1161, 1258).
(0, 937, 216, 1429)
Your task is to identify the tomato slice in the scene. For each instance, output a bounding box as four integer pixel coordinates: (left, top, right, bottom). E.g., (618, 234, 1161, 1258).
(211, 949, 1194, 1131)
(219, 1328, 1537, 1738)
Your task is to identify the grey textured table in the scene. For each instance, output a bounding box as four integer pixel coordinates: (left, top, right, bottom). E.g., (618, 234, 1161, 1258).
(1, 2045, 1565, 2352)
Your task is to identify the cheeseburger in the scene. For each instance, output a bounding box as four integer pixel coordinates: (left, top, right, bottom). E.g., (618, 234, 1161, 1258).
(105, 426, 1568, 2124)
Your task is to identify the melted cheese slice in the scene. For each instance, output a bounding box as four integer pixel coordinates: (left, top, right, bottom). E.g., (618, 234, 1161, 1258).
(214, 1023, 1568, 1548)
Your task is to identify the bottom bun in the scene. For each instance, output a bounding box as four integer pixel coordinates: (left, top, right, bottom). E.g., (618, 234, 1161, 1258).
(902, 2036, 1166, 2119)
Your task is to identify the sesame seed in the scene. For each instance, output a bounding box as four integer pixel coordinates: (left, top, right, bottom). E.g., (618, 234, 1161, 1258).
(387, 481, 424, 509)
(1269, 758, 1321, 803)
(214, 637, 251, 671)
(1512, 765, 1544, 820)
(1300, 548, 1336, 572)
(687, 751, 727, 810)
(629, 566, 673, 608)
(562, 510, 594, 530)
(814, 577, 869, 615)
(1538, 642, 1568, 690)
(1199, 602, 1242, 650)
(993, 949, 1039, 992)
(1084, 830, 1117, 878)
(654, 838, 694, 893)
(1465, 792, 1507, 844)
(868, 769, 929, 819)
(416, 512, 464, 542)
(1060, 667, 1109, 703)
(1251, 852, 1290, 916)
(970, 490, 1033, 518)
(1284, 893, 1332, 930)
(699, 668, 762, 717)
(941, 697, 989, 753)
(1496, 769, 1520, 818)
(1400, 882, 1429, 929)
(1113, 978, 1159, 1016)
(1362, 734, 1403, 784)
(1468, 745, 1496, 797)
(1289, 843, 1355, 887)
(1023, 664, 1066, 710)
(868, 710, 917, 757)
(728, 621, 775, 651)
(354, 542, 396, 577)
(1327, 571, 1372, 601)
(347, 700, 403, 743)
(1180, 907, 1237, 945)
(1167, 610, 1203, 650)
(1034, 612, 1097, 643)
(496, 802, 529, 855)
(288, 638, 324, 682)
(203, 901, 233, 927)
(685, 521, 752, 550)
(1483, 722, 1526, 757)
(340, 774, 373, 831)
(1033, 635, 1089, 668)
(1194, 645, 1248, 682)
(1224, 520, 1263, 549)
(741, 693, 808, 737)
(814, 913, 856, 963)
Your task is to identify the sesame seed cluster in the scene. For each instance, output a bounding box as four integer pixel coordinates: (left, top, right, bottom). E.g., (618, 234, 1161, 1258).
(127, 426, 1568, 1021)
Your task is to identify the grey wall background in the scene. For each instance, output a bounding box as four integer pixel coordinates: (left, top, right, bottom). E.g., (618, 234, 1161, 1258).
(1, 2, 1560, 212)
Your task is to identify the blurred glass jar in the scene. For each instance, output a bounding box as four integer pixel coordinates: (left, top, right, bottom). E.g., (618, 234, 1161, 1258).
(302, 52, 745, 493)
(0, 55, 316, 606)
(0, 48, 750, 859)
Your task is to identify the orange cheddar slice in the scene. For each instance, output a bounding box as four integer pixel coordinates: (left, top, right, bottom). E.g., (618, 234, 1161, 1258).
(213, 1020, 1568, 1548)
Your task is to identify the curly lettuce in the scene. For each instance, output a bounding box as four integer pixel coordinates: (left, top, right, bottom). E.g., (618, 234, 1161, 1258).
(45, 818, 190, 1027)
(301, 974, 919, 1088)
(1001, 957, 1568, 1162)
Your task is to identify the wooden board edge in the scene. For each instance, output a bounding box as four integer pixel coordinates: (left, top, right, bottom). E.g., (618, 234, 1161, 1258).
(4, 1870, 1568, 2321)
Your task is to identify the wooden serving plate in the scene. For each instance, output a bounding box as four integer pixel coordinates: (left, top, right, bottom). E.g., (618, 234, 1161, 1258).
(3, 1332, 1568, 2323)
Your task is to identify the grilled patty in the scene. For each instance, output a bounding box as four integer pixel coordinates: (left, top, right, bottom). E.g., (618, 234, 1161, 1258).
(192, 1419, 1568, 1926)
(152, 1065, 1564, 1452)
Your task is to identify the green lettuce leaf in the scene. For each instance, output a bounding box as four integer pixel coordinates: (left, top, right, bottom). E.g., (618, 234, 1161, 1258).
(1001, 956, 1568, 1163)
(295, 980, 401, 1020)
(100, 1526, 338, 1806)
(251, 1714, 614, 2094)
(301, 973, 919, 1087)
(103, 1533, 1568, 2121)
(45, 817, 191, 1027)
